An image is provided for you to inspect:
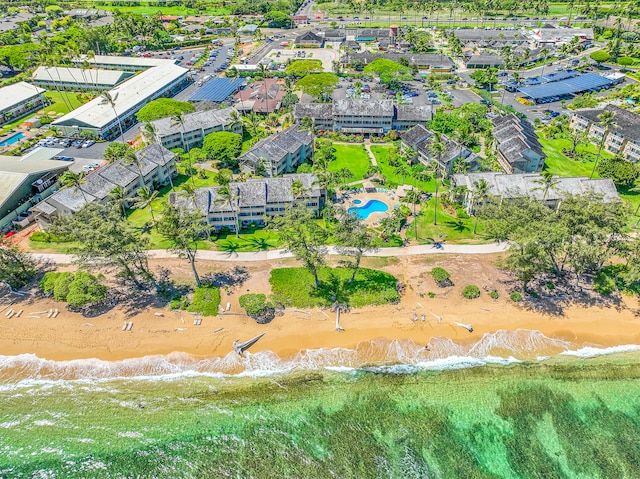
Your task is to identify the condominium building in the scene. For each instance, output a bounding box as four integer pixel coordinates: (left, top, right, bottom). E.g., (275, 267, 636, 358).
(33, 66, 132, 91)
(169, 174, 325, 232)
(148, 107, 242, 151)
(492, 114, 546, 174)
(52, 61, 190, 139)
(0, 82, 47, 126)
(32, 144, 177, 225)
(401, 125, 479, 175)
(570, 104, 640, 162)
(239, 126, 314, 176)
(294, 99, 432, 134)
(452, 172, 618, 213)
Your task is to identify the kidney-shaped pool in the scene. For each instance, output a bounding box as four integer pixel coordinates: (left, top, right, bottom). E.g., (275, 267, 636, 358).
(347, 199, 389, 220)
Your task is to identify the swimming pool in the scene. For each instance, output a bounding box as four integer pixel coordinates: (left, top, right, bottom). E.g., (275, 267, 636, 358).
(352, 199, 362, 205)
(0, 132, 25, 147)
(348, 199, 389, 220)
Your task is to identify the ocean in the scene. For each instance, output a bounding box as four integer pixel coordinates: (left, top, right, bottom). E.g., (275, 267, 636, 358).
(1, 329, 640, 478)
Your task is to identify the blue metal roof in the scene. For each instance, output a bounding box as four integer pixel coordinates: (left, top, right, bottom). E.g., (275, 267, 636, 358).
(518, 73, 615, 100)
(189, 78, 246, 102)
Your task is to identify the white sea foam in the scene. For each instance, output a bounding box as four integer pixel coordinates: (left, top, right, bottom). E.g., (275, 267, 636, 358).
(0, 330, 638, 386)
(561, 344, 640, 358)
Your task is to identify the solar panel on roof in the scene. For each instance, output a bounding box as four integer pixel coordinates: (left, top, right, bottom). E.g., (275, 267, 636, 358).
(189, 78, 246, 102)
(518, 73, 615, 100)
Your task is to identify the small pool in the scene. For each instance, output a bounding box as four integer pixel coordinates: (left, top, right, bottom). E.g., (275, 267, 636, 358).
(348, 199, 389, 220)
(0, 132, 25, 147)
(352, 199, 362, 205)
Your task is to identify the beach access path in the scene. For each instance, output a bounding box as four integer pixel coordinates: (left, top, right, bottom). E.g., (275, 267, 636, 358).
(33, 242, 509, 265)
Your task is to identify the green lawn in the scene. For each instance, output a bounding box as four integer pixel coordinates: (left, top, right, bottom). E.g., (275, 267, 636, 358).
(405, 198, 489, 243)
(329, 143, 371, 181)
(538, 134, 613, 178)
(370, 144, 436, 190)
(44, 91, 84, 116)
(269, 266, 400, 308)
(100, 4, 232, 16)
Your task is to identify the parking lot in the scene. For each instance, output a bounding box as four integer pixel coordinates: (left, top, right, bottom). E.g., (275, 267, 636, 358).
(327, 78, 435, 107)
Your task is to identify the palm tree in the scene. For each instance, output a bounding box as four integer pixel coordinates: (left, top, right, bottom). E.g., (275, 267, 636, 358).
(533, 171, 560, 201)
(538, 47, 551, 78)
(404, 189, 422, 240)
(590, 111, 617, 179)
(179, 182, 198, 206)
(100, 91, 125, 143)
(108, 186, 128, 216)
(429, 133, 446, 226)
(215, 185, 240, 238)
(133, 186, 159, 223)
(171, 112, 195, 186)
(122, 150, 146, 188)
(59, 171, 89, 204)
(291, 179, 310, 201)
(471, 179, 490, 234)
(243, 112, 262, 137)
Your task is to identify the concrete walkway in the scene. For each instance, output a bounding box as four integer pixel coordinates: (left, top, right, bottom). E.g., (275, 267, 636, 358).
(33, 243, 509, 265)
(363, 141, 378, 166)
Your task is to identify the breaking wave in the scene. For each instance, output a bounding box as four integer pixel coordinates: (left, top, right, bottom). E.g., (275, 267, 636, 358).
(0, 329, 636, 387)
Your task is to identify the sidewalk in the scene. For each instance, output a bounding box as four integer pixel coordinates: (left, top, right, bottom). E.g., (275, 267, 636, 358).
(34, 243, 510, 265)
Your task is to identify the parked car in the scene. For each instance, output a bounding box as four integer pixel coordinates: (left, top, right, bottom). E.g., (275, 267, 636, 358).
(82, 140, 95, 148)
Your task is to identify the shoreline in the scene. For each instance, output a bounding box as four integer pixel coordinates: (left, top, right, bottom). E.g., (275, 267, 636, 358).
(1, 253, 639, 365)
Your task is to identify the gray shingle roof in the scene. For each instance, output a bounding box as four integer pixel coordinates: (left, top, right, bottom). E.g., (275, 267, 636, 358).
(294, 103, 333, 120)
(150, 107, 238, 137)
(48, 187, 96, 213)
(296, 31, 323, 44)
(334, 99, 394, 117)
(396, 105, 432, 122)
(141, 143, 176, 166)
(492, 114, 544, 165)
(453, 29, 526, 41)
(401, 125, 433, 149)
(576, 104, 640, 141)
(239, 125, 312, 167)
(344, 52, 454, 67)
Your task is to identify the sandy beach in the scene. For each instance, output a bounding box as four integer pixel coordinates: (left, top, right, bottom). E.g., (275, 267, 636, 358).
(1, 253, 639, 362)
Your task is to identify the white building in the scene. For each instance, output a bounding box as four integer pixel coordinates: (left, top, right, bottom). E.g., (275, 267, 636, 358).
(33, 66, 132, 91)
(0, 82, 47, 126)
(52, 62, 190, 139)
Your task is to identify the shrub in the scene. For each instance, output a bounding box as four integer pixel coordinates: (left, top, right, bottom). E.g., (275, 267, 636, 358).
(489, 290, 499, 300)
(187, 286, 221, 316)
(30, 231, 50, 242)
(463, 285, 480, 299)
(430, 267, 453, 287)
(510, 291, 522, 302)
(427, 291, 436, 298)
(617, 57, 637, 66)
(546, 281, 555, 290)
(40, 271, 106, 306)
(239, 293, 275, 324)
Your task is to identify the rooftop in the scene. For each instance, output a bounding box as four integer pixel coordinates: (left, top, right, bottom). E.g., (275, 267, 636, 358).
(0, 82, 45, 113)
(189, 78, 247, 102)
(53, 63, 189, 130)
(33, 66, 131, 86)
(73, 54, 174, 69)
(334, 99, 394, 117)
(574, 104, 640, 141)
(151, 107, 239, 137)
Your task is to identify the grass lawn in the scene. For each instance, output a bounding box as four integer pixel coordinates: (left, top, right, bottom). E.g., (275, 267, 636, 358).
(538, 134, 613, 178)
(370, 144, 436, 190)
(329, 143, 371, 181)
(44, 91, 84, 116)
(405, 198, 489, 243)
(270, 266, 400, 308)
(100, 4, 232, 16)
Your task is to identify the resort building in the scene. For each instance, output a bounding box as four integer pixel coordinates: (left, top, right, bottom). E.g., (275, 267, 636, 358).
(147, 107, 242, 151)
(71, 54, 174, 72)
(169, 174, 325, 232)
(32, 144, 177, 225)
(452, 29, 527, 48)
(464, 53, 505, 69)
(32, 66, 133, 91)
(0, 82, 47, 126)
(0, 149, 71, 232)
(570, 104, 640, 162)
(526, 27, 594, 48)
(452, 172, 618, 213)
(492, 114, 546, 174)
(294, 99, 432, 134)
(52, 62, 190, 139)
(239, 125, 314, 176)
(401, 125, 479, 175)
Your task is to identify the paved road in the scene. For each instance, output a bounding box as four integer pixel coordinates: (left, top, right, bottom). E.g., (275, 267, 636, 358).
(34, 243, 509, 265)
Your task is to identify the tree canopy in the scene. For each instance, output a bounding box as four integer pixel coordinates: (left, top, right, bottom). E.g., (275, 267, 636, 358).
(596, 155, 640, 187)
(296, 73, 339, 99)
(285, 59, 323, 77)
(363, 59, 412, 85)
(469, 69, 498, 90)
(202, 131, 242, 169)
(0, 242, 36, 290)
(590, 50, 611, 65)
(136, 98, 195, 123)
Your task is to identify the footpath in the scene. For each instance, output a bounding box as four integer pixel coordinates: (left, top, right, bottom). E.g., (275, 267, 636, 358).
(34, 243, 509, 265)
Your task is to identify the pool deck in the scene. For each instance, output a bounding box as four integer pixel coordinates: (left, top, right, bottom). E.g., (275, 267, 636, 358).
(342, 190, 397, 226)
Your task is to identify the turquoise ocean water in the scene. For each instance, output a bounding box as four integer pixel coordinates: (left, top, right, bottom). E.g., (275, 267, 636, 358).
(1, 329, 640, 478)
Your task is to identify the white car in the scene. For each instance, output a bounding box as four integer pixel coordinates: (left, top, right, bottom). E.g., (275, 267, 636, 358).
(81, 140, 95, 148)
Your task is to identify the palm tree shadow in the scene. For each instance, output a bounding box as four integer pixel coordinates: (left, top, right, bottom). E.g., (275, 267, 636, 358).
(445, 220, 469, 232)
(244, 237, 272, 251)
(218, 240, 241, 255)
(313, 271, 349, 305)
